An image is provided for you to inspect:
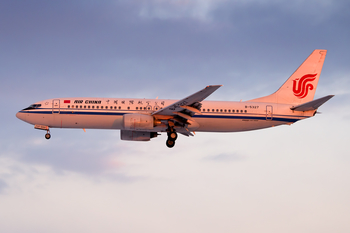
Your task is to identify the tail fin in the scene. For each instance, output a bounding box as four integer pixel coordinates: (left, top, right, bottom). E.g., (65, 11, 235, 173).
(248, 50, 327, 105)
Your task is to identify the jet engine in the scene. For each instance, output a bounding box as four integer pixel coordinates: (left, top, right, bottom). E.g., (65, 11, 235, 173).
(123, 113, 154, 130)
(120, 130, 158, 141)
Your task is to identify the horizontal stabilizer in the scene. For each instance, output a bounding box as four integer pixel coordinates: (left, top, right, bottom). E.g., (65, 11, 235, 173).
(291, 95, 334, 111)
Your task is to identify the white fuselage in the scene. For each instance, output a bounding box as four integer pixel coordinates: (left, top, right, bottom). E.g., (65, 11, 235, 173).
(16, 97, 314, 133)
(15, 50, 331, 148)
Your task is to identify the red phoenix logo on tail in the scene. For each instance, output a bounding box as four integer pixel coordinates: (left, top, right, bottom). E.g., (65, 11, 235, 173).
(293, 73, 317, 98)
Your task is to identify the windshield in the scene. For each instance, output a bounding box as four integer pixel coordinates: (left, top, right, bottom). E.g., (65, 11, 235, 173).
(22, 104, 42, 110)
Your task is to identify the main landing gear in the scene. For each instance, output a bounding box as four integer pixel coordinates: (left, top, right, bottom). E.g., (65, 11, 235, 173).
(166, 128, 178, 148)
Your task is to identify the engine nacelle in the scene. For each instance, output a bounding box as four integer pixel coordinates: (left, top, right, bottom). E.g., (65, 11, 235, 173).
(123, 114, 154, 130)
(120, 130, 158, 141)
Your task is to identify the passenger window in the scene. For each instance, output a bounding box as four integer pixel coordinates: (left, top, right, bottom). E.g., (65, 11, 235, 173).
(228, 109, 231, 113)
(80, 106, 82, 108)
(92, 106, 94, 109)
(136, 107, 138, 110)
(101, 106, 103, 109)
(114, 106, 117, 109)
(96, 106, 99, 109)
(232, 110, 235, 113)
(88, 106, 90, 109)
(119, 106, 121, 110)
(110, 106, 113, 109)
(244, 110, 247, 113)
(127, 107, 130, 110)
(241, 110, 243, 113)
(68, 105, 70, 108)
(220, 109, 223, 112)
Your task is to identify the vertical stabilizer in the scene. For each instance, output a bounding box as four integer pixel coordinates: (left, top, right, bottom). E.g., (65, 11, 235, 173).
(248, 50, 327, 105)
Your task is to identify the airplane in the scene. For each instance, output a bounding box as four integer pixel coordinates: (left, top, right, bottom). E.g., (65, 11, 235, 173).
(16, 50, 334, 148)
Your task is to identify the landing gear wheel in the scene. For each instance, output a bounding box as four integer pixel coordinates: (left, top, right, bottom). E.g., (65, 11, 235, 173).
(45, 133, 51, 140)
(166, 125, 177, 148)
(166, 139, 175, 148)
(167, 132, 178, 141)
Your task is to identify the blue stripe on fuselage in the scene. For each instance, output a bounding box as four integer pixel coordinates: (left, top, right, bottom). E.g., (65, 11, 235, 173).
(19, 110, 303, 123)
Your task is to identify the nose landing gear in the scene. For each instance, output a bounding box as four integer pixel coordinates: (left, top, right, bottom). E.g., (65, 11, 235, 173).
(34, 124, 51, 140)
(45, 132, 51, 139)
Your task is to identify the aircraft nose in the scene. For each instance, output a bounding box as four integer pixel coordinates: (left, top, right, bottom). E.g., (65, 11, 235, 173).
(16, 111, 26, 121)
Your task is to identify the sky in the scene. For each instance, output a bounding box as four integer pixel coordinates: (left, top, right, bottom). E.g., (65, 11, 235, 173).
(1, 0, 350, 232)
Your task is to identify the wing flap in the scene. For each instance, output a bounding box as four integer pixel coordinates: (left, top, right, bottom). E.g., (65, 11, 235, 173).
(173, 111, 193, 121)
(180, 105, 202, 115)
(178, 131, 195, 137)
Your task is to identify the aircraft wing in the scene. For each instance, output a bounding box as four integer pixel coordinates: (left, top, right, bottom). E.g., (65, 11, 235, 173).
(152, 85, 222, 116)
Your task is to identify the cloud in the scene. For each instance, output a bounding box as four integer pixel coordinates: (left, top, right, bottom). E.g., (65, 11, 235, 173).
(1, 1, 350, 232)
(0, 179, 8, 194)
(2, 0, 350, 102)
(136, 0, 342, 23)
(137, 0, 225, 21)
(204, 152, 246, 162)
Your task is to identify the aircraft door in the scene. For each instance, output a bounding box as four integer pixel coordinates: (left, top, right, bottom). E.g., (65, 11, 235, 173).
(266, 105, 273, 120)
(52, 99, 60, 114)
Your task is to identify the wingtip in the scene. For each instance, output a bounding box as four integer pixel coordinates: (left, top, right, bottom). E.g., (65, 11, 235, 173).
(206, 85, 223, 88)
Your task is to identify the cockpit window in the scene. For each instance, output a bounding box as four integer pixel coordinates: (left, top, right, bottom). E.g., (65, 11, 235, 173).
(23, 104, 42, 110)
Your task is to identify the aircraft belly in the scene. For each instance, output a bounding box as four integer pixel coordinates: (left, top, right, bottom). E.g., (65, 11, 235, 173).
(195, 117, 284, 132)
(56, 114, 123, 129)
